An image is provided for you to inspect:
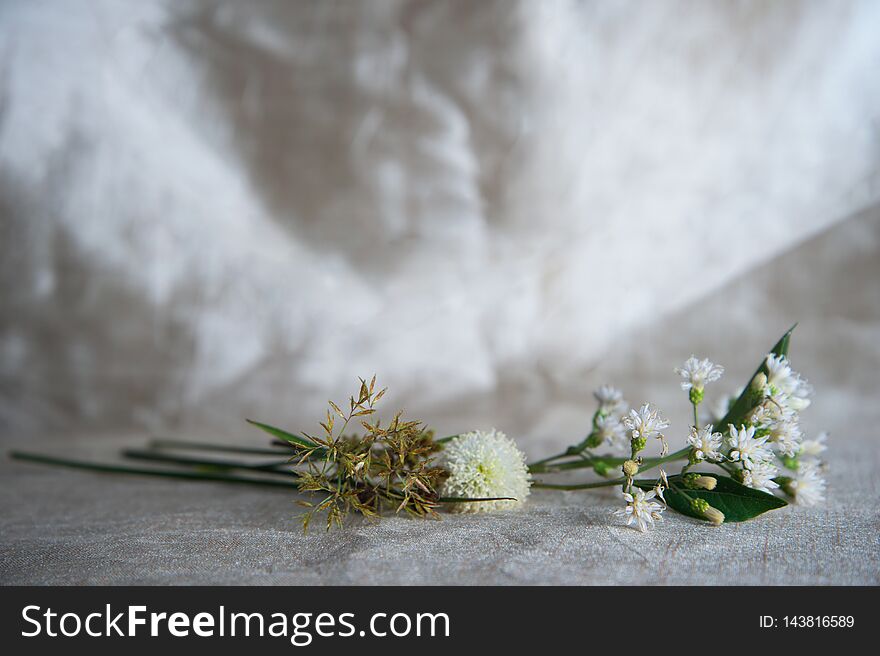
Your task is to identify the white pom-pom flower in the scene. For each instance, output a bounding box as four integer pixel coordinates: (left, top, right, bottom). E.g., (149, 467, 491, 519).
(440, 429, 531, 513)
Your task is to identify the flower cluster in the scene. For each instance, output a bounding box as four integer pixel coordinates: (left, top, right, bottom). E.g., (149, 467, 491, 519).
(721, 354, 827, 505)
(549, 328, 826, 532)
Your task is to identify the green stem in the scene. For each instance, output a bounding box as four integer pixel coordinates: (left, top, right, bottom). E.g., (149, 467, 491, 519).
(530, 446, 690, 474)
(149, 438, 293, 457)
(532, 477, 625, 491)
(528, 451, 575, 469)
(122, 449, 296, 476)
(9, 451, 298, 489)
(692, 402, 700, 430)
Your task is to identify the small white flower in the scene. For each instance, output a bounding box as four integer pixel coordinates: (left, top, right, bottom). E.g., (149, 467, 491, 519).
(800, 431, 828, 459)
(441, 429, 531, 513)
(727, 424, 774, 469)
(594, 414, 628, 451)
(742, 461, 780, 493)
(787, 461, 826, 506)
(787, 377, 813, 411)
(623, 403, 670, 442)
(593, 385, 625, 413)
(768, 419, 803, 458)
(687, 424, 724, 461)
(675, 356, 724, 392)
(615, 487, 664, 532)
(754, 393, 797, 425)
(764, 353, 798, 395)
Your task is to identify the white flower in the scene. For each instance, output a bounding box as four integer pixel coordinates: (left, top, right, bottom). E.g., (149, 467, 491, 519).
(764, 353, 798, 395)
(615, 487, 664, 532)
(768, 419, 803, 458)
(787, 377, 813, 412)
(687, 424, 724, 461)
(727, 424, 773, 469)
(594, 414, 628, 451)
(800, 431, 828, 459)
(753, 393, 797, 425)
(623, 403, 670, 442)
(742, 461, 780, 493)
(675, 356, 724, 392)
(440, 429, 531, 513)
(593, 385, 625, 413)
(787, 461, 826, 506)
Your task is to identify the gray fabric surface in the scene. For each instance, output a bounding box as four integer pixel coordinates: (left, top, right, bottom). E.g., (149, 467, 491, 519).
(3, 207, 879, 585)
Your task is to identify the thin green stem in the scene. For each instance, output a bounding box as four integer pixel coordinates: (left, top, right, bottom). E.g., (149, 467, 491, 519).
(528, 451, 574, 468)
(692, 402, 700, 430)
(532, 477, 625, 491)
(149, 438, 293, 457)
(530, 446, 690, 474)
(122, 450, 296, 476)
(9, 451, 298, 489)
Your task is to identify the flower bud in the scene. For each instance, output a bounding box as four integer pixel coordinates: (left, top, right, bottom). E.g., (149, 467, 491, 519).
(703, 506, 725, 526)
(631, 436, 647, 453)
(750, 372, 768, 396)
(683, 473, 717, 490)
(690, 497, 724, 525)
(622, 460, 640, 477)
(688, 387, 704, 405)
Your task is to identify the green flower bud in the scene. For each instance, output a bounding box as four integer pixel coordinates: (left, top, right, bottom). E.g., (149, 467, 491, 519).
(688, 387, 704, 405)
(593, 460, 610, 477)
(631, 436, 647, 453)
(690, 497, 709, 514)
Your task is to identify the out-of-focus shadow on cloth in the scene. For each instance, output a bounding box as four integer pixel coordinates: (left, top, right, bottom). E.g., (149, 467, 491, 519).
(1, 0, 879, 446)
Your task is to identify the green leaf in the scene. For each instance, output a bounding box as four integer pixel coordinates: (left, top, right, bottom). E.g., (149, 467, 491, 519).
(246, 419, 317, 450)
(636, 474, 787, 523)
(717, 324, 796, 430)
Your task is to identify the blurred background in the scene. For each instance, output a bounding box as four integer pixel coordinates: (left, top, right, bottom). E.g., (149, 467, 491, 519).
(1, 0, 879, 456)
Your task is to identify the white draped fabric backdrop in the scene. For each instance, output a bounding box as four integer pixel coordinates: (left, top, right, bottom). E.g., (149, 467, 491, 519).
(1, 0, 879, 453)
